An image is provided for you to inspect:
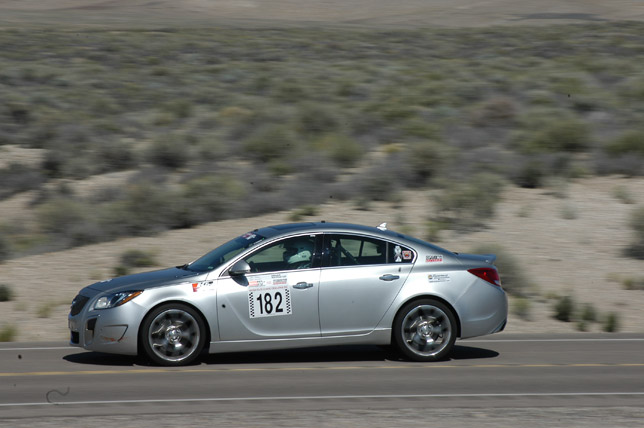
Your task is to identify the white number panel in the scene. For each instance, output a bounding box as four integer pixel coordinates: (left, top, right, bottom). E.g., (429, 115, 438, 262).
(248, 274, 293, 318)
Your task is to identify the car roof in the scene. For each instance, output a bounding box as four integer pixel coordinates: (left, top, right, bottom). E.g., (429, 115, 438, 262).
(252, 222, 451, 254)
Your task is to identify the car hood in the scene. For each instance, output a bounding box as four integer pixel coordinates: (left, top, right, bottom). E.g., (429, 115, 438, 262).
(85, 267, 203, 293)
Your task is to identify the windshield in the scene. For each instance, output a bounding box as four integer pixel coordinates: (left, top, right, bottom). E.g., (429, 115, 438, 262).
(186, 232, 266, 272)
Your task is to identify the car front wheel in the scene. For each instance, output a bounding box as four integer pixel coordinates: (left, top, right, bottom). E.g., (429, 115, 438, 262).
(140, 303, 206, 366)
(393, 299, 456, 362)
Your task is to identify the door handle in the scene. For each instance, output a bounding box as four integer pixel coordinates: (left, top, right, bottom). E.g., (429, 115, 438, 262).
(379, 274, 400, 281)
(293, 282, 314, 289)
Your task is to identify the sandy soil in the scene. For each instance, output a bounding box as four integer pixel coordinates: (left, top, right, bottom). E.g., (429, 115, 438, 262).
(0, 174, 643, 341)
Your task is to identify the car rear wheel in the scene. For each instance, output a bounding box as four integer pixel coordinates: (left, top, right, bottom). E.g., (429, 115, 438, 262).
(393, 299, 456, 362)
(140, 303, 206, 366)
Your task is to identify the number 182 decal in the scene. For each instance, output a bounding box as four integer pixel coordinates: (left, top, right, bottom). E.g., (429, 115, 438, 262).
(249, 287, 292, 318)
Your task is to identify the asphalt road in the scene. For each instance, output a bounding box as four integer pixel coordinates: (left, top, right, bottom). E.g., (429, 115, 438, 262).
(1, 333, 643, 427)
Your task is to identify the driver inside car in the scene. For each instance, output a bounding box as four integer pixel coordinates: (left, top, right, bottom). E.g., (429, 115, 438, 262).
(283, 239, 314, 269)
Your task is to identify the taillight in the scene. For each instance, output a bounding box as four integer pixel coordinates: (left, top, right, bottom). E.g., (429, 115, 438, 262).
(468, 268, 502, 287)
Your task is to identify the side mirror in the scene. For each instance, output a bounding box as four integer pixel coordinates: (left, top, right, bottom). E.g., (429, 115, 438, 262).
(228, 260, 251, 276)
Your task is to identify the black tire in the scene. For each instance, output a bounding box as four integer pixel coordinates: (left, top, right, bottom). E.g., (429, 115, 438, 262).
(139, 303, 206, 366)
(393, 299, 457, 362)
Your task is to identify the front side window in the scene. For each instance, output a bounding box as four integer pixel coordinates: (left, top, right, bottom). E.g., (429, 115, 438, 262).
(244, 235, 318, 273)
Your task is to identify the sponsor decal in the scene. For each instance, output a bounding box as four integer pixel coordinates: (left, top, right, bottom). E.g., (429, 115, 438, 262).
(248, 273, 288, 289)
(402, 250, 413, 260)
(428, 273, 450, 283)
(192, 281, 214, 292)
(394, 245, 403, 262)
(426, 255, 443, 263)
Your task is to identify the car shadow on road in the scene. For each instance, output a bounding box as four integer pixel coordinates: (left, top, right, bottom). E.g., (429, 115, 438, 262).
(63, 344, 498, 367)
(63, 352, 140, 366)
(202, 344, 499, 365)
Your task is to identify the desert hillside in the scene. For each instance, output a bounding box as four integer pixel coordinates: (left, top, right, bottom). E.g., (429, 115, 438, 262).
(0, 0, 643, 28)
(1, 0, 644, 342)
(0, 175, 643, 341)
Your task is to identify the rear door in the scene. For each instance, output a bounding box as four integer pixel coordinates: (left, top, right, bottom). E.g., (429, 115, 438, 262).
(318, 234, 415, 336)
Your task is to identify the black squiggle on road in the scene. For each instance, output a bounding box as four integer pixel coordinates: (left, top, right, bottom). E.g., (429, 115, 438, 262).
(46, 387, 70, 404)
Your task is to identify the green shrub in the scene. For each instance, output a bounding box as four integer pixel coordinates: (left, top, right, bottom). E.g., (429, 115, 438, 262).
(622, 276, 644, 290)
(425, 219, 449, 243)
(470, 244, 529, 297)
(267, 159, 294, 177)
(147, 136, 190, 169)
(0, 284, 13, 302)
(603, 312, 620, 332)
(581, 303, 598, 323)
(0, 234, 10, 262)
(297, 103, 338, 135)
(604, 131, 644, 157)
(626, 206, 644, 259)
(515, 117, 590, 154)
(243, 125, 297, 162)
(37, 302, 55, 318)
(37, 198, 91, 238)
(612, 185, 635, 204)
(272, 79, 307, 103)
(93, 140, 138, 173)
(470, 96, 517, 127)
(400, 119, 440, 139)
(0, 163, 45, 199)
(176, 174, 246, 226)
(0, 324, 16, 342)
(514, 160, 546, 188)
(553, 295, 575, 322)
(99, 183, 177, 236)
(317, 133, 363, 167)
(433, 173, 505, 230)
(119, 249, 158, 269)
(289, 205, 318, 222)
(161, 100, 193, 120)
(405, 141, 449, 186)
(512, 297, 531, 320)
(113, 265, 130, 277)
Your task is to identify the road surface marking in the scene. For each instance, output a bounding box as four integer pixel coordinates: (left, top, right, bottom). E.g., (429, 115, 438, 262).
(2, 392, 644, 407)
(1, 362, 644, 377)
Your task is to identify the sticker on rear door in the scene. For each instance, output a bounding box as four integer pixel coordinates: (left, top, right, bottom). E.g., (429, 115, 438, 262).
(428, 273, 450, 283)
(248, 274, 292, 318)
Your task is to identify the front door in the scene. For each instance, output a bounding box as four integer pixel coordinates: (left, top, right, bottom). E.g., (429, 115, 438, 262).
(217, 235, 321, 340)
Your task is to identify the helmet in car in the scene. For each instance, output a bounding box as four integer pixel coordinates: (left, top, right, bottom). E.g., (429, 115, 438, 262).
(283, 239, 314, 266)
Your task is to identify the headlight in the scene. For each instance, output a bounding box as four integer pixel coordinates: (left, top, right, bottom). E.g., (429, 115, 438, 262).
(93, 291, 143, 310)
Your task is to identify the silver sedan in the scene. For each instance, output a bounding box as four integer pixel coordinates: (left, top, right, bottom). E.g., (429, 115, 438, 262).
(69, 222, 507, 365)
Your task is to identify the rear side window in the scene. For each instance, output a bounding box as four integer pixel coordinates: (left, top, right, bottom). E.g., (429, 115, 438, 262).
(388, 242, 415, 263)
(325, 234, 414, 266)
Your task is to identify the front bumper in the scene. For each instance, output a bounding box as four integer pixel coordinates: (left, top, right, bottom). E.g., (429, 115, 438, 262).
(68, 293, 142, 356)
